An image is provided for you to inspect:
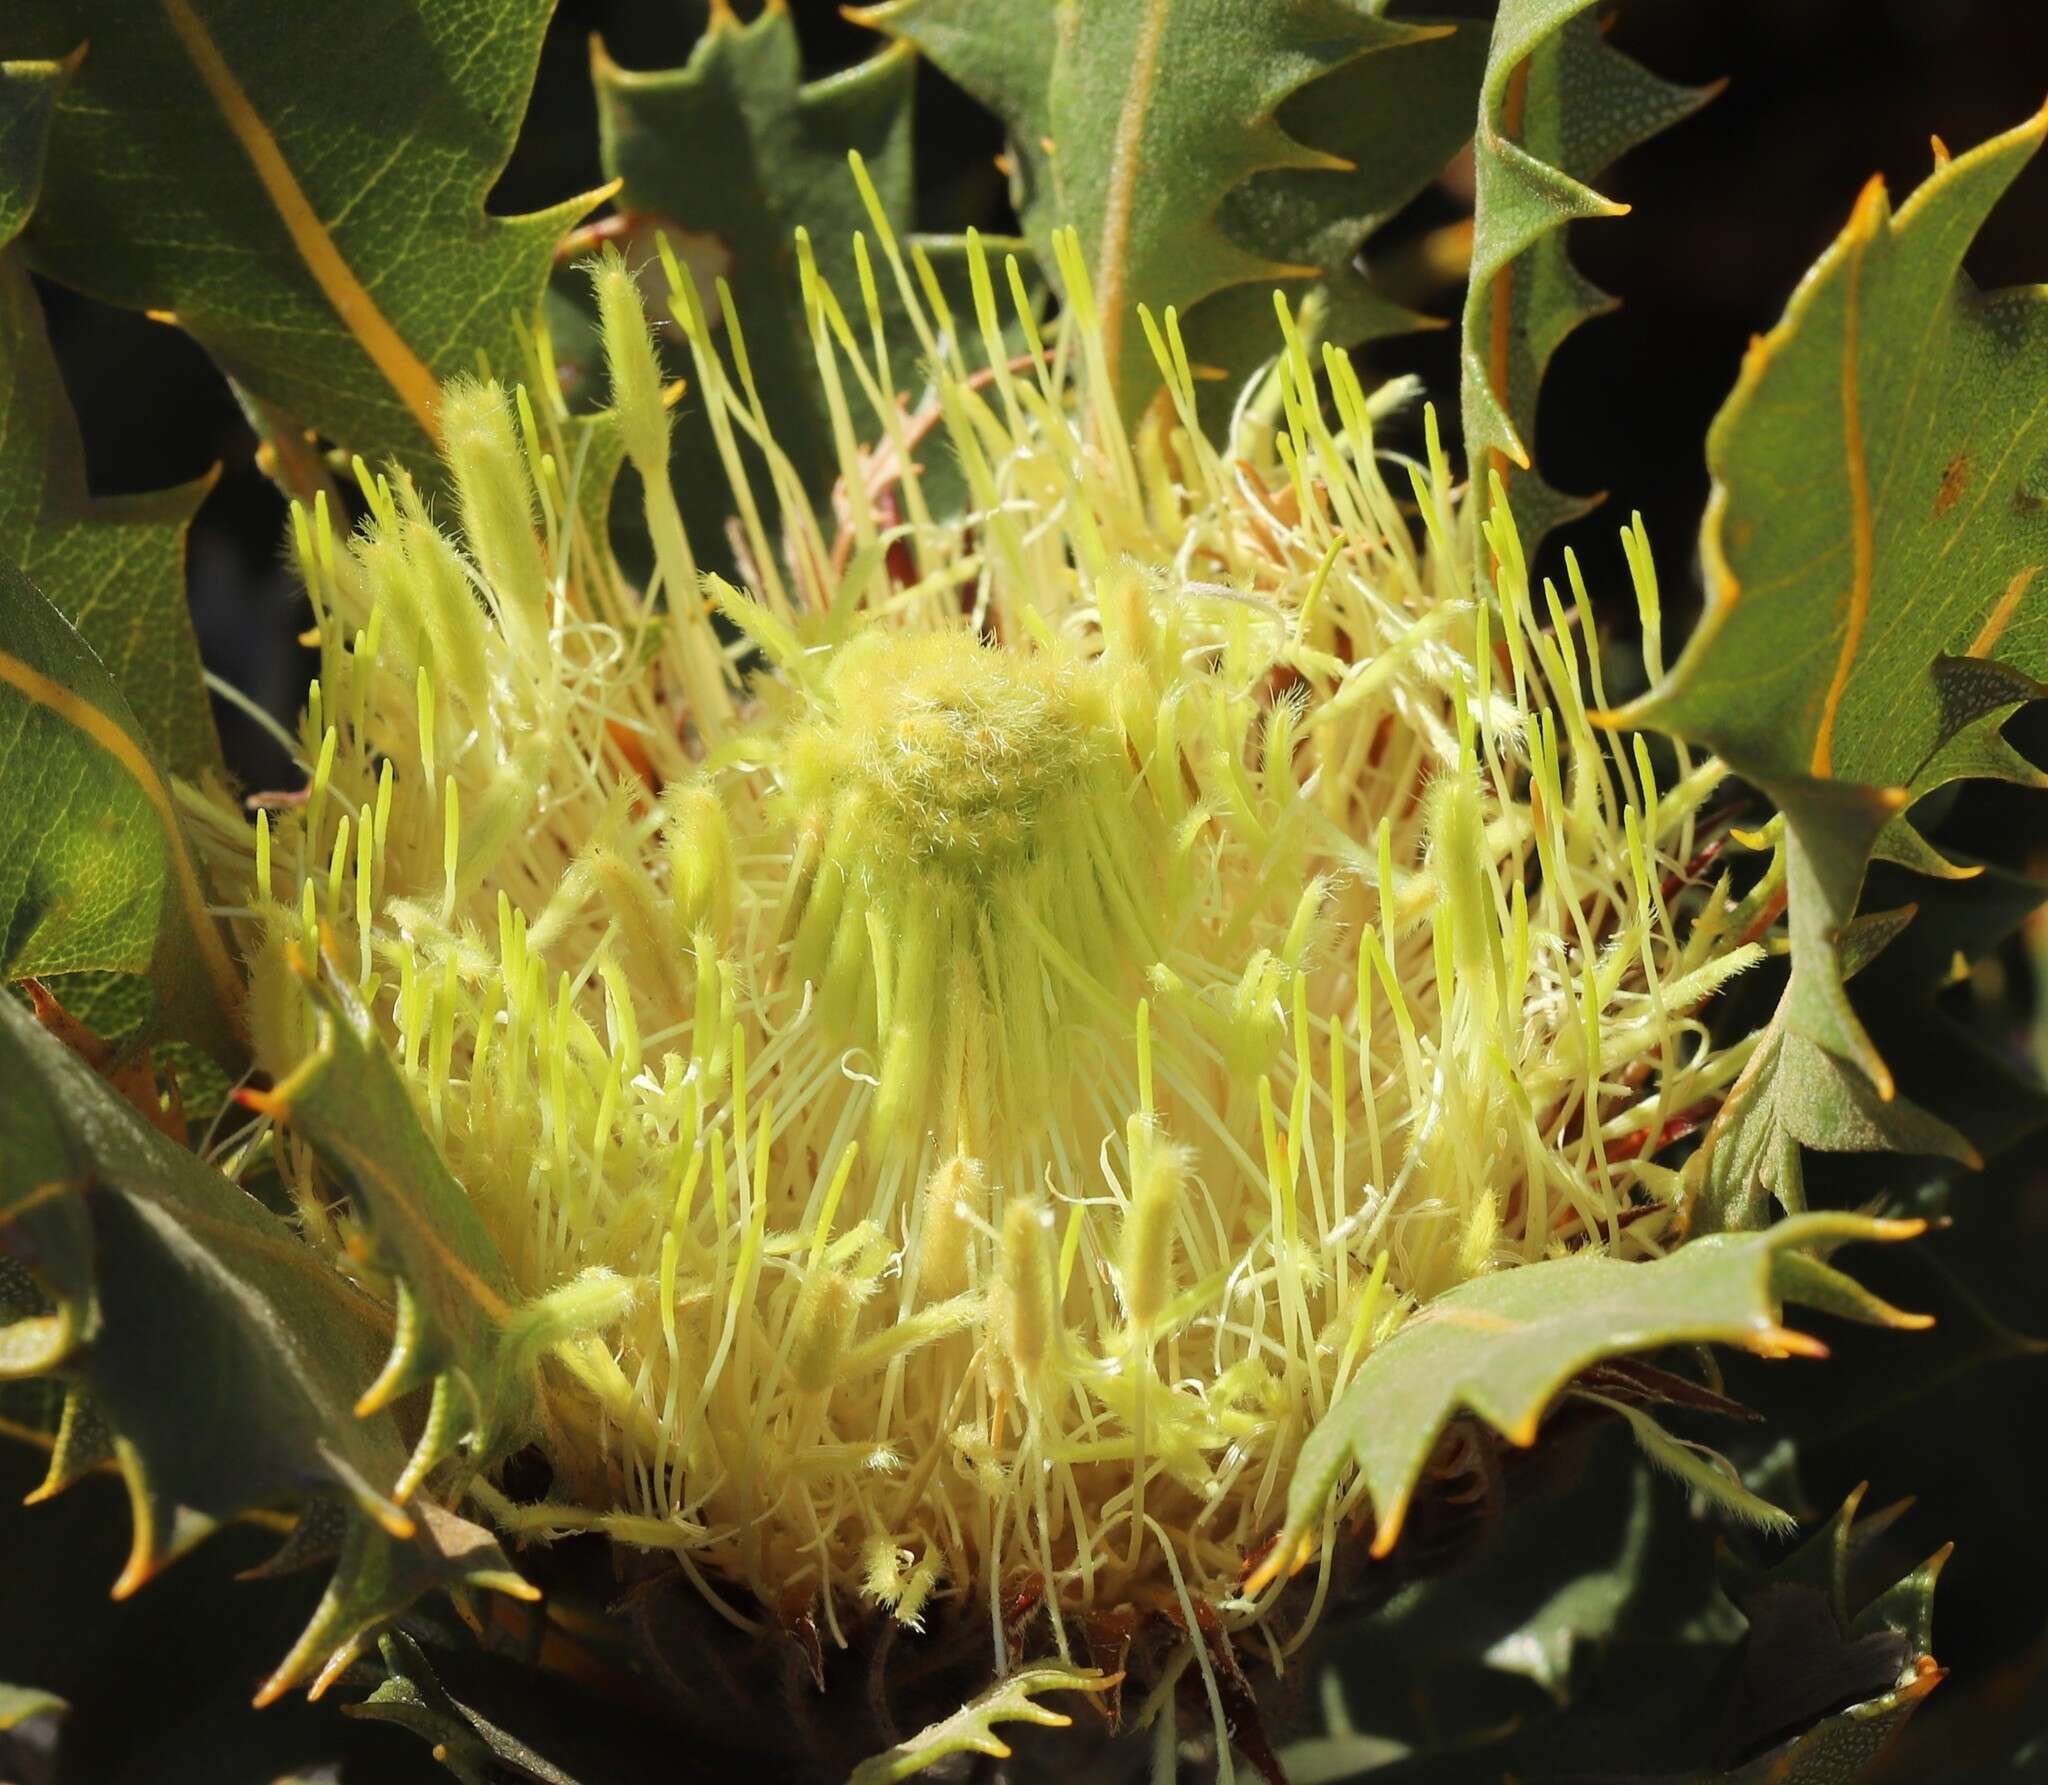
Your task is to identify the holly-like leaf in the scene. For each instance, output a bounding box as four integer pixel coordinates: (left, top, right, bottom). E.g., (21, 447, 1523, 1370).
(5, 0, 605, 478)
(1705, 1488, 1947, 1781)
(860, 0, 1479, 418)
(1165, 16, 1487, 433)
(259, 960, 634, 1486)
(1617, 109, 2048, 1219)
(1254, 1214, 1925, 1589)
(1461, 1, 1715, 553)
(592, 5, 916, 529)
(342, 1622, 692, 1785)
(0, 993, 535, 1704)
(1687, 1016, 1984, 1236)
(0, 57, 220, 784)
(1324, 1427, 1745, 1712)
(0, 558, 240, 1064)
(847, 1664, 1116, 1785)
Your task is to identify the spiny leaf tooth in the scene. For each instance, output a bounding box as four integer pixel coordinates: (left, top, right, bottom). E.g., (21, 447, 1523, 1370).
(392, 1372, 471, 1506)
(1871, 820, 1985, 883)
(254, 1501, 536, 1709)
(110, 1438, 219, 1600)
(354, 1277, 438, 1419)
(24, 1388, 115, 1505)
(1771, 1251, 1934, 1333)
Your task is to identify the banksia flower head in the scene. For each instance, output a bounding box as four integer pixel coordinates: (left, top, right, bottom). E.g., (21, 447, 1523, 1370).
(207, 188, 1768, 1687)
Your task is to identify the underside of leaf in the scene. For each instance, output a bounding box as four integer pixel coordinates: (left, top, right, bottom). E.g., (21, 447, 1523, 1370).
(1257, 1213, 1925, 1589)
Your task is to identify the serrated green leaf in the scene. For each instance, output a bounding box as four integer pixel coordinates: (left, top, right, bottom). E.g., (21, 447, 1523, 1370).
(1846, 855, 2048, 1164)
(0, 993, 535, 1704)
(0, 557, 240, 1063)
(1461, 1, 1714, 554)
(1619, 112, 2048, 1231)
(1620, 111, 2048, 1115)
(0, 268, 220, 785)
(591, 5, 917, 540)
(846, 1664, 1115, 1785)
(1260, 1214, 1922, 1587)
(261, 1495, 537, 1708)
(0, 1368, 119, 1503)
(0, 52, 219, 783)
(265, 962, 633, 1483)
(1167, 15, 1486, 431)
(5, 0, 602, 480)
(1703, 1488, 1947, 1783)
(1686, 1017, 1983, 1235)
(342, 1620, 692, 1785)
(1336, 1428, 1746, 1709)
(0, 1368, 63, 1456)
(863, 0, 1477, 418)
(1288, 1422, 1756, 1781)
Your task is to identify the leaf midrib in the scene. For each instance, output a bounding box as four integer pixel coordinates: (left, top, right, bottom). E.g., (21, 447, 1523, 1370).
(1090, 0, 1171, 407)
(159, 0, 441, 440)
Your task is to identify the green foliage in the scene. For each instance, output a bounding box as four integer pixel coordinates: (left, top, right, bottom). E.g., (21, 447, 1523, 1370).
(0, 1680, 68, 1785)
(1707, 1488, 1946, 1781)
(0, 559, 239, 1063)
(348, 1632, 584, 1785)
(846, 1665, 1116, 1785)
(1626, 108, 2048, 1227)
(1285, 1455, 1948, 1782)
(1267, 1214, 1923, 1585)
(0, 53, 64, 245)
(592, 5, 918, 538)
(1462, 0, 1713, 553)
(0, 53, 220, 783)
(862, 0, 1483, 418)
(0, 993, 535, 1704)
(0, 1437, 449, 1782)
(0, 1682, 67, 1731)
(9, 0, 601, 480)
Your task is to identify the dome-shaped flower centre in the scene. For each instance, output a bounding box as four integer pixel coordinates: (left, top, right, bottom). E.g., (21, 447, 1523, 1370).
(783, 631, 1121, 886)
(774, 630, 1157, 1158)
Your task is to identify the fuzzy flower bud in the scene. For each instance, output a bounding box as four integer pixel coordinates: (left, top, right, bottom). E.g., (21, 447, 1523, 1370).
(916, 1151, 986, 1305)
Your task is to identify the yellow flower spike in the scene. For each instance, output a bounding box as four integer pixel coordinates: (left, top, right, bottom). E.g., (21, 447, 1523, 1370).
(221, 212, 1769, 1665)
(589, 249, 667, 480)
(790, 1268, 860, 1398)
(438, 378, 551, 661)
(915, 1152, 986, 1305)
(995, 1195, 1060, 1405)
(1121, 1118, 1192, 1338)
